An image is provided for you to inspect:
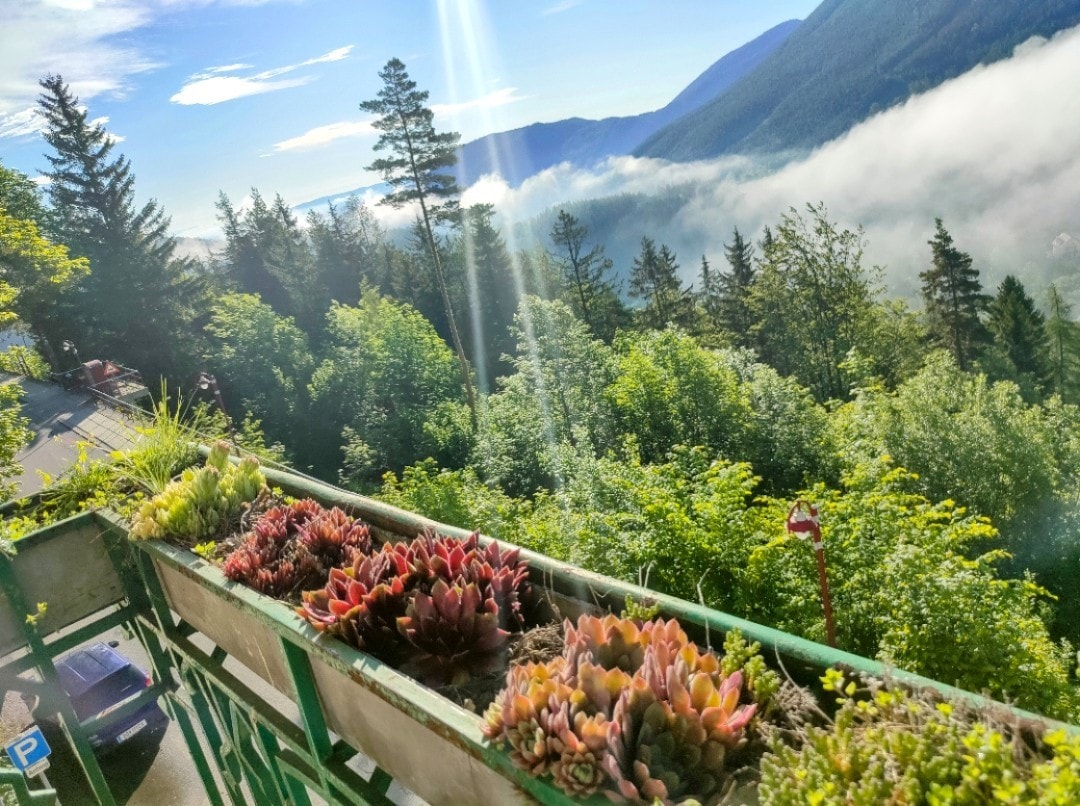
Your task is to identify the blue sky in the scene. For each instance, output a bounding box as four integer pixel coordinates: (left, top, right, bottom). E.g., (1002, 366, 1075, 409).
(0, 0, 819, 237)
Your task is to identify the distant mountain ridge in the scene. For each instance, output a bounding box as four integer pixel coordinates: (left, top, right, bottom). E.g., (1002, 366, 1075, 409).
(637, 0, 1080, 162)
(451, 19, 800, 187)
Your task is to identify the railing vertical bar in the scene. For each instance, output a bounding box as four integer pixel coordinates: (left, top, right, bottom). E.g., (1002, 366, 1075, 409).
(0, 550, 116, 806)
(126, 544, 244, 806)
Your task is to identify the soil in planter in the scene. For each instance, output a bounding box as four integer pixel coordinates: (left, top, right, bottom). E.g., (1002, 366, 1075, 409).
(436, 622, 564, 714)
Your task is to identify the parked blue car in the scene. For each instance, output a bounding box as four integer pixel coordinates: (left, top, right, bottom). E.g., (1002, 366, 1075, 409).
(32, 641, 167, 751)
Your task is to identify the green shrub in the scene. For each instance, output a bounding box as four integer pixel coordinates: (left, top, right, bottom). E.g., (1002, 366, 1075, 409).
(760, 672, 1080, 805)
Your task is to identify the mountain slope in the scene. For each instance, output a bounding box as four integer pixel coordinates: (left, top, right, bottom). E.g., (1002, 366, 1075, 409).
(453, 19, 799, 187)
(637, 0, 1080, 162)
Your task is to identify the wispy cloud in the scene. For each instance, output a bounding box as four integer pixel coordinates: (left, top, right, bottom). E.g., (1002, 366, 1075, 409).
(271, 119, 375, 152)
(541, 0, 581, 16)
(172, 44, 353, 105)
(431, 87, 525, 118)
(0, 1, 156, 137)
(0, 0, 309, 139)
(170, 75, 311, 105)
(270, 86, 524, 155)
(203, 62, 254, 74)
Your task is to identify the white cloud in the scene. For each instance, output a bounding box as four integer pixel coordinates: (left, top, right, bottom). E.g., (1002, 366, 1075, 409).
(541, 0, 581, 16)
(271, 119, 376, 152)
(0, 107, 40, 138)
(203, 62, 254, 74)
(431, 87, 525, 118)
(0, 1, 157, 137)
(172, 44, 353, 105)
(170, 75, 310, 105)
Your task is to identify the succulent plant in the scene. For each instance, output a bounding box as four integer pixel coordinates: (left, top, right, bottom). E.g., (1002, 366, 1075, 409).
(130, 442, 266, 540)
(485, 614, 763, 803)
(397, 579, 510, 685)
(223, 500, 372, 598)
(298, 548, 411, 659)
(297, 529, 533, 686)
(482, 658, 571, 773)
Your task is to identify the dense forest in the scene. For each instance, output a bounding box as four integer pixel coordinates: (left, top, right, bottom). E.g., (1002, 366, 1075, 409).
(4, 68, 1080, 723)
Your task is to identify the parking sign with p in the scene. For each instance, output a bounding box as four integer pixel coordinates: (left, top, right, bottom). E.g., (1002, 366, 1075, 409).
(4, 725, 51, 777)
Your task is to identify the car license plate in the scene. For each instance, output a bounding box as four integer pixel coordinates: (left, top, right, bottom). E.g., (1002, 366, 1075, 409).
(117, 719, 148, 742)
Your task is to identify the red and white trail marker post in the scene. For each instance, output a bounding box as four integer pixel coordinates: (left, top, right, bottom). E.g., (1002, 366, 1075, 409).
(785, 500, 837, 648)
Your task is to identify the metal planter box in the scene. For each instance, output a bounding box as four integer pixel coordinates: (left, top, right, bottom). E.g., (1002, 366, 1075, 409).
(144, 540, 538, 805)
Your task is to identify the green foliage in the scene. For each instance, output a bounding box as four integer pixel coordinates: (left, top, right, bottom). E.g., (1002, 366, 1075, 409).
(627, 237, 695, 330)
(360, 57, 475, 413)
(38, 441, 117, 516)
(0, 345, 50, 380)
(760, 675, 1080, 805)
(38, 75, 205, 381)
(1044, 284, 1080, 402)
(202, 293, 313, 449)
(921, 218, 990, 372)
(987, 274, 1049, 393)
(547, 209, 622, 341)
(474, 297, 618, 496)
(0, 204, 88, 336)
(608, 329, 752, 466)
(543, 444, 771, 614)
(308, 290, 464, 486)
(379, 459, 529, 540)
(833, 352, 1060, 528)
(111, 392, 204, 495)
(749, 204, 880, 401)
(711, 227, 757, 348)
(0, 382, 31, 501)
(746, 463, 1079, 720)
(458, 203, 519, 390)
(717, 348, 836, 492)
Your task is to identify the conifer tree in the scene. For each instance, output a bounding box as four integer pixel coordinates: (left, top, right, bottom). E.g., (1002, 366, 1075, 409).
(987, 275, 1047, 387)
(360, 58, 474, 415)
(748, 204, 878, 400)
(462, 203, 518, 390)
(1044, 284, 1080, 401)
(920, 218, 989, 371)
(716, 227, 757, 347)
(38, 75, 204, 380)
(629, 237, 693, 330)
(548, 209, 619, 337)
(697, 254, 721, 333)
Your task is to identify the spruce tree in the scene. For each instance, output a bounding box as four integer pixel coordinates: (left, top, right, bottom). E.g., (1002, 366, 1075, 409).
(462, 203, 518, 390)
(987, 275, 1047, 387)
(360, 58, 474, 415)
(716, 227, 757, 347)
(697, 254, 721, 333)
(629, 237, 693, 331)
(920, 218, 989, 371)
(38, 75, 203, 380)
